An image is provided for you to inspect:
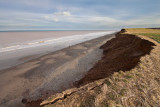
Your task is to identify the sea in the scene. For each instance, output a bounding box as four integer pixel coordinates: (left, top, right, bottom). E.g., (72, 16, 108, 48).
(0, 30, 117, 70)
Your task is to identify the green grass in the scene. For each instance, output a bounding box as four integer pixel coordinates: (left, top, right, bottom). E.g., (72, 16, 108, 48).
(135, 33, 160, 43)
(125, 28, 160, 43)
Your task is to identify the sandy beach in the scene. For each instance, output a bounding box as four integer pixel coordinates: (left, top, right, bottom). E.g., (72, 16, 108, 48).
(0, 33, 115, 107)
(0, 31, 116, 70)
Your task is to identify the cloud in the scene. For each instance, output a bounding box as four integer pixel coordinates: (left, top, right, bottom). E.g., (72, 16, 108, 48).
(44, 15, 50, 19)
(25, 10, 160, 29)
(90, 17, 117, 23)
(43, 11, 118, 24)
(53, 18, 59, 22)
(44, 15, 58, 22)
(0, 0, 160, 31)
(43, 11, 72, 22)
(54, 11, 71, 16)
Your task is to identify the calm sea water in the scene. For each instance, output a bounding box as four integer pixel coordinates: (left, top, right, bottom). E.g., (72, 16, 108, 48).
(0, 30, 117, 53)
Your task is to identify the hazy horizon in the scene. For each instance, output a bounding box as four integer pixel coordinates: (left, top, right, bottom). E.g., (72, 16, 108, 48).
(0, 29, 118, 32)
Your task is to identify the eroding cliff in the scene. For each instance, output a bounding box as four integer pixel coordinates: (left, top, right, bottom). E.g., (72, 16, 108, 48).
(76, 31, 155, 86)
(29, 29, 160, 107)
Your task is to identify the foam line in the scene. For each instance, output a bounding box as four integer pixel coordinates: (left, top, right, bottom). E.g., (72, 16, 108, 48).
(0, 31, 116, 53)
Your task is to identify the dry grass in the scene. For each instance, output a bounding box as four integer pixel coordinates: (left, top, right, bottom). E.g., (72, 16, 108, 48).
(42, 29, 160, 107)
(126, 28, 160, 43)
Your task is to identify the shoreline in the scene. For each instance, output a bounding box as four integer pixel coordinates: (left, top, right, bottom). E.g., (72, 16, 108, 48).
(0, 33, 115, 107)
(0, 31, 117, 70)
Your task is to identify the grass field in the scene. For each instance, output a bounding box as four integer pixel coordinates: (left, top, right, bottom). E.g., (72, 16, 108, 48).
(126, 28, 160, 43)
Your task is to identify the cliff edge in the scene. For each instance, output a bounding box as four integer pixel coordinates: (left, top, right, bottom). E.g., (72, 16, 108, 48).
(29, 29, 160, 107)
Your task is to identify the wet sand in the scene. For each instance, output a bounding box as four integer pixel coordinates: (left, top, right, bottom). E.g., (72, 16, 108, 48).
(0, 33, 115, 107)
(0, 31, 116, 70)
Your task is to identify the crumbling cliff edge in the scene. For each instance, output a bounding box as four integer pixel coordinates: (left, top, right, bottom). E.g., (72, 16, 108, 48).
(28, 29, 160, 107)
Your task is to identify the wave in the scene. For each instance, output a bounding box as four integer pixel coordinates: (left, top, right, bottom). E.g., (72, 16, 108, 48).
(0, 31, 116, 53)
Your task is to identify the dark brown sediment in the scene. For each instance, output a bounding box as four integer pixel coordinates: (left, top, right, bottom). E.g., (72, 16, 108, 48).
(76, 30, 155, 87)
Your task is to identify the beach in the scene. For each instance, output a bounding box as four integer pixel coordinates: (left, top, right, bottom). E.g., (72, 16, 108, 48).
(0, 31, 116, 70)
(0, 32, 115, 107)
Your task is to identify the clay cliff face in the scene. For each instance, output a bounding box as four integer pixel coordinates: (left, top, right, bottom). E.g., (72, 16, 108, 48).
(76, 31, 155, 86)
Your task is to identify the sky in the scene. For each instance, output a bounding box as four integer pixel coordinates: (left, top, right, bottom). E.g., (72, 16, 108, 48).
(0, 0, 160, 31)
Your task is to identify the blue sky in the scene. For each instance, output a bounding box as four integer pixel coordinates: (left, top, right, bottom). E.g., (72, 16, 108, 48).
(0, 0, 160, 31)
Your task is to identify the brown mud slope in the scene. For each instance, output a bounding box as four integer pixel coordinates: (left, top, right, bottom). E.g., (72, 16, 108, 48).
(76, 31, 155, 86)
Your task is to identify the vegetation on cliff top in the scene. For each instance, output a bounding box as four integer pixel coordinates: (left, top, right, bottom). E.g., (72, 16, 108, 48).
(126, 28, 160, 43)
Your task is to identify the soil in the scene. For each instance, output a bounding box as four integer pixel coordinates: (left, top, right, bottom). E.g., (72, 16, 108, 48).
(76, 30, 155, 86)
